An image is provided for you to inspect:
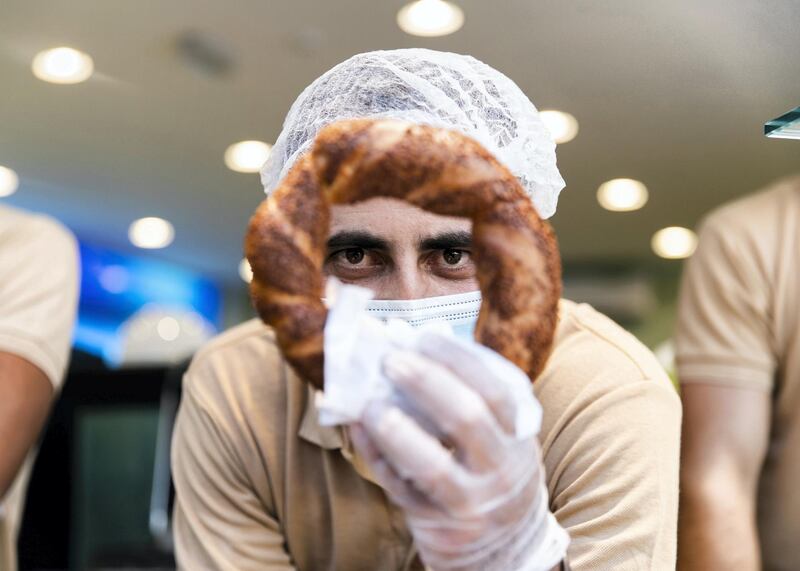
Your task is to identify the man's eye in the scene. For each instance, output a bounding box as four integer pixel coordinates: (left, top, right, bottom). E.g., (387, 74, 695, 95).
(325, 248, 383, 279)
(428, 249, 475, 279)
(324, 248, 384, 282)
(442, 249, 463, 265)
(343, 248, 365, 264)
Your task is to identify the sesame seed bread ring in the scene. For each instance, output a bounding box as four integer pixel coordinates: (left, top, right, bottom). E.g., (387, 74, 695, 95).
(245, 118, 561, 389)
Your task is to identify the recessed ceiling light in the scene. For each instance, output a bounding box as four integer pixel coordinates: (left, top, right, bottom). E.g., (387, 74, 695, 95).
(128, 217, 175, 249)
(597, 178, 649, 212)
(0, 165, 20, 197)
(397, 0, 464, 37)
(651, 226, 697, 259)
(32, 47, 94, 84)
(224, 140, 272, 173)
(239, 258, 253, 283)
(539, 110, 579, 144)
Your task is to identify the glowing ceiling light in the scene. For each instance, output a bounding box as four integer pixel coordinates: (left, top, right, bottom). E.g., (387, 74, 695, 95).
(651, 226, 697, 259)
(539, 110, 579, 144)
(397, 0, 465, 37)
(128, 217, 175, 249)
(118, 307, 215, 366)
(156, 316, 181, 341)
(224, 140, 272, 173)
(597, 178, 649, 212)
(0, 165, 20, 197)
(239, 258, 253, 283)
(32, 47, 94, 84)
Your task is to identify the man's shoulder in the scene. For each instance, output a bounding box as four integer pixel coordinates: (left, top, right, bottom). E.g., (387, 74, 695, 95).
(551, 300, 671, 385)
(192, 318, 278, 364)
(536, 300, 677, 412)
(0, 206, 78, 288)
(183, 319, 293, 415)
(687, 175, 800, 291)
(701, 174, 800, 238)
(537, 300, 680, 479)
(0, 203, 76, 251)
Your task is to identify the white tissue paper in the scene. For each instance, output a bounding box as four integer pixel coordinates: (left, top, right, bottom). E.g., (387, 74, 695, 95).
(317, 279, 542, 440)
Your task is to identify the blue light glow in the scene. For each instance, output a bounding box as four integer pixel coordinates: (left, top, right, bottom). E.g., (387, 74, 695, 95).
(76, 242, 221, 363)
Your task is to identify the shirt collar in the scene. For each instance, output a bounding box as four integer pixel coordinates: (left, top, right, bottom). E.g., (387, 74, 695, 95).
(296, 376, 380, 484)
(297, 381, 345, 450)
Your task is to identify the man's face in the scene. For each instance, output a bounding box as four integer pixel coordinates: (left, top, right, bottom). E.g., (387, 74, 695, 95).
(325, 198, 478, 300)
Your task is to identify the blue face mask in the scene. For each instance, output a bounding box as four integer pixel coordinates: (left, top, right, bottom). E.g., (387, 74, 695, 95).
(362, 290, 481, 342)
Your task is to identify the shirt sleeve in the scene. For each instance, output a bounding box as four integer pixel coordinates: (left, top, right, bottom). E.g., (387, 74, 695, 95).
(0, 216, 79, 389)
(548, 380, 681, 570)
(674, 213, 775, 391)
(171, 358, 297, 571)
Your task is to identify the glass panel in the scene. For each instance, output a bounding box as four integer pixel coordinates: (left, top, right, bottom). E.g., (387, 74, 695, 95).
(765, 106, 800, 140)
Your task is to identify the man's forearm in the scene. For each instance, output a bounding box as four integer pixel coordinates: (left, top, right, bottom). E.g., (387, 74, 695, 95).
(678, 487, 761, 570)
(678, 383, 769, 571)
(0, 352, 53, 498)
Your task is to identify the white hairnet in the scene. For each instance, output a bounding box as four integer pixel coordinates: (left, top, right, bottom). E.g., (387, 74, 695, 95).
(261, 48, 565, 219)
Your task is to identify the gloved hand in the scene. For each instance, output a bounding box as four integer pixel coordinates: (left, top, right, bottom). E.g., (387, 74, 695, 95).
(350, 332, 569, 571)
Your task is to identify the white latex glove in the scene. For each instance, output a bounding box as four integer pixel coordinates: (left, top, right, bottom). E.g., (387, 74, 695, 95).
(350, 333, 569, 571)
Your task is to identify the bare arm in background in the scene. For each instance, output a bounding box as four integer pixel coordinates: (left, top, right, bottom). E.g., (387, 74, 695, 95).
(0, 352, 53, 499)
(678, 383, 770, 571)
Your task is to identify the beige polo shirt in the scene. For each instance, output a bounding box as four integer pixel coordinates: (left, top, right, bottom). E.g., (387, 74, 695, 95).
(172, 299, 681, 571)
(0, 203, 79, 571)
(675, 175, 800, 570)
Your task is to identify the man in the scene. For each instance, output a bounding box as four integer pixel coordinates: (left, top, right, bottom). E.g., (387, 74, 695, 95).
(0, 202, 79, 571)
(172, 49, 680, 570)
(676, 174, 800, 570)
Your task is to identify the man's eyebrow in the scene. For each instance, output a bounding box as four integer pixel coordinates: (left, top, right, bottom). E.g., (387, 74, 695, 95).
(419, 231, 473, 250)
(326, 231, 390, 251)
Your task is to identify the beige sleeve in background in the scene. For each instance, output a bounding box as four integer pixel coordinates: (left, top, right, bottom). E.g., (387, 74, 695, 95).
(0, 208, 80, 388)
(171, 354, 297, 571)
(674, 208, 775, 391)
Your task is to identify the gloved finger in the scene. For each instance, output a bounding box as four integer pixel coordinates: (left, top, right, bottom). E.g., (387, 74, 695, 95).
(416, 331, 519, 434)
(349, 423, 438, 516)
(383, 350, 507, 472)
(361, 400, 472, 512)
(348, 422, 382, 465)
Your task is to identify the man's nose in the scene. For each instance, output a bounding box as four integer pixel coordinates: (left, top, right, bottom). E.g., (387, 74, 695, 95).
(382, 256, 428, 300)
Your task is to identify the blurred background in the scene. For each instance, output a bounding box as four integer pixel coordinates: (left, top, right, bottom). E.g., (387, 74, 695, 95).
(0, 1, 797, 569)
